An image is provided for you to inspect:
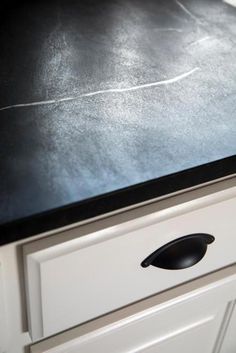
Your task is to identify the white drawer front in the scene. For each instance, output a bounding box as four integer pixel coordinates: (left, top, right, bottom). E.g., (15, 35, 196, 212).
(30, 265, 236, 353)
(24, 188, 236, 340)
(32, 302, 223, 353)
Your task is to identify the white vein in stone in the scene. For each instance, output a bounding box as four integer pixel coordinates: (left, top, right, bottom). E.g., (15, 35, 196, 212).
(155, 27, 183, 33)
(175, 0, 200, 22)
(0, 68, 200, 112)
(189, 36, 212, 47)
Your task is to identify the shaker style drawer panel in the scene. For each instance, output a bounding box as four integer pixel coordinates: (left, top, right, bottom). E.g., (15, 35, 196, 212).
(30, 265, 236, 353)
(32, 319, 221, 353)
(24, 188, 236, 340)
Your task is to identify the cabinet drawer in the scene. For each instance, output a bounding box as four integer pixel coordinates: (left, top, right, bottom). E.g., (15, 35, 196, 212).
(31, 265, 236, 353)
(24, 188, 236, 340)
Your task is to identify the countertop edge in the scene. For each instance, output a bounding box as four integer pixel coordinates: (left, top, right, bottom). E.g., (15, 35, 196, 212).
(0, 155, 235, 246)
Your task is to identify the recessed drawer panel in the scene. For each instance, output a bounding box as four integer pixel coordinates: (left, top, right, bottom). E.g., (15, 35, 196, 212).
(30, 265, 236, 353)
(24, 188, 236, 340)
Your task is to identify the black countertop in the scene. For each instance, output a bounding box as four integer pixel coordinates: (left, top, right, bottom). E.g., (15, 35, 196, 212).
(0, 0, 235, 245)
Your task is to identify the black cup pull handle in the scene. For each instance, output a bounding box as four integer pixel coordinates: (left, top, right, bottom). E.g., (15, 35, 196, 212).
(141, 233, 215, 270)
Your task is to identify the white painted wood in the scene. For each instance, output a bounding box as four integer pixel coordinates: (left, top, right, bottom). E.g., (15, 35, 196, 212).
(131, 319, 219, 353)
(30, 265, 236, 353)
(219, 301, 236, 353)
(0, 245, 31, 353)
(224, 0, 236, 8)
(0, 261, 8, 353)
(213, 301, 236, 353)
(0, 178, 234, 353)
(24, 190, 236, 340)
(32, 317, 220, 353)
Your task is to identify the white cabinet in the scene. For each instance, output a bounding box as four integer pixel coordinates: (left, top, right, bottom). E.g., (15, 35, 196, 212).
(30, 265, 236, 353)
(23, 187, 236, 340)
(0, 262, 8, 353)
(219, 303, 236, 353)
(1, 178, 236, 353)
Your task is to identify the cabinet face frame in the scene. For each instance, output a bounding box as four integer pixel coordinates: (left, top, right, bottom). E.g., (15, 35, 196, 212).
(30, 264, 236, 353)
(0, 262, 8, 353)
